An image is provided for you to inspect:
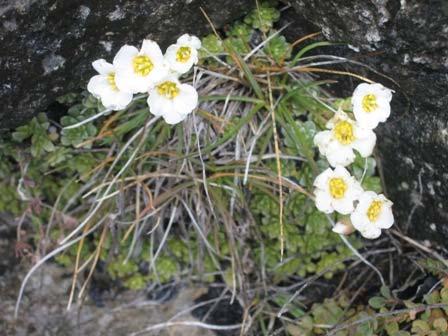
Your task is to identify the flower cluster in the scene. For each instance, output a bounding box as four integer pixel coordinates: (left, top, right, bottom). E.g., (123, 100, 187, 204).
(313, 83, 394, 239)
(87, 34, 201, 124)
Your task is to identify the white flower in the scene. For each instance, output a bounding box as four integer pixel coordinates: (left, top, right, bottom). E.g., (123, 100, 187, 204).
(165, 34, 201, 75)
(313, 166, 363, 215)
(352, 83, 393, 129)
(314, 110, 376, 167)
(350, 191, 394, 239)
(113, 40, 168, 94)
(147, 76, 198, 125)
(87, 59, 133, 110)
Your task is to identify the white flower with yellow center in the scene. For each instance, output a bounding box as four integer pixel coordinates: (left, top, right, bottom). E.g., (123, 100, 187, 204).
(352, 83, 393, 129)
(314, 110, 377, 167)
(147, 76, 198, 125)
(350, 191, 394, 239)
(113, 40, 168, 94)
(313, 166, 363, 215)
(87, 59, 133, 110)
(164, 34, 201, 75)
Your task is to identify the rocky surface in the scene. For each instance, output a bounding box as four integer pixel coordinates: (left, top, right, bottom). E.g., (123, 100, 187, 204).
(0, 217, 243, 336)
(0, 0, 253, 130)
(287, 0, 448, 244)
(0, 221, 217, 336)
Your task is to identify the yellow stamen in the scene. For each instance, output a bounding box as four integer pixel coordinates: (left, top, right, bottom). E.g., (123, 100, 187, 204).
(362, 94, 378, 112)
(157, 81, 180, 99)
(367, 200, 382, 222)
(329, 178, 347, 199)
(107, 72, 118, 91)
(333, 120, 355, 144)
(133, 55, 153, 76)
(176, 46, 192, 63)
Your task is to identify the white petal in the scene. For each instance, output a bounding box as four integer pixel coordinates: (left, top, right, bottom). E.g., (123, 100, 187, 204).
(360, 191, 377, 204)
(115, 72, 148, 94)
(352, 130, 376, 157)
(92, 59, 114, 75)
(313, 168, 333, 189)
(141, 40, 164, 61)
(332, 197, 354, 215)
(353, 106, 381, 129)
(346, 179, 363, 200)
(370, 83, 393, 102)
(163, 110, 186, 125)
(359, 227, 382, 239)
(175, 84, 198, 113)
(165, 44, 177, 57)
(352, 83, 372, 98)
(333, 165, 351, 180)
(375, 97, 391, 122)
(314, 190, 334, 213)
(87, 76, 131, 111)
(177, 34, 201, 49)
(171, 59, 193, 75)
(165, 45, 178, 64)
(313, 131, 331, 154)
(377, 206, 394, 229)
(350, 209, 369, 231)
(146, 65, 170, 87)
(113, 45, 138, 69)
(147, 91, 169, 116)
(189, 48, 199, 64)
(107, 91, 133, 111)
(87, 75, 110, 97)
(325, 143, 355, 167)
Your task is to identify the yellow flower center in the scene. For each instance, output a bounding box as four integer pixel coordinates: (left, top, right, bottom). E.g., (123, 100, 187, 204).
(176, 46, 192, 63)
(133, 55, 154, 76)
(333, 120, 355, 145)
(367, 200, 383, 222)
(157, 81, 180, 99)
(362, 94, 378, 113)
(329, 178, 347, 199)
(107, 72, 118, 91)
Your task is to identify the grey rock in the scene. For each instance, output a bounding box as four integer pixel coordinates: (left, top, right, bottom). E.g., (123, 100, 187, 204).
(0, 0, 253, 130)
(288, 0, 448, 243)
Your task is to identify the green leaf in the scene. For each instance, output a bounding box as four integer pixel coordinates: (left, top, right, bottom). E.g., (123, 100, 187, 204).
(441, 287, 448, 303)
(424, 290, 440, 304)
(434, 318, 448, 332)
(264, 34, 291, 63)
(385, 321, 399, 336)
(225, 37, 250, 56)
(352, 155, 376, 180)
(244, 2, 280, 33)
(368, 296, 386, 309)
(227, 22, 252, 41)
(199, 34, 224, 58)
(12, 125, 31, 142)
(403, 299, 418, 308)
(278, 109, 318, 176)
(60, 115, 97, 148)
(411, 320, 430, 334)
(362, 176, 382, 193)
(292, 41, 334, 65)
(380, 285, 392, 299)
(395, 332, 411, 336)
